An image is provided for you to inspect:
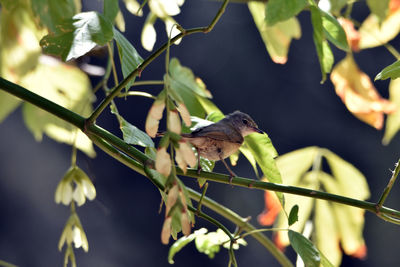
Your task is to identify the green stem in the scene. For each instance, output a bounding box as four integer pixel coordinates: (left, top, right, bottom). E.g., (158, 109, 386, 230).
(3, 76, 400, 221)
(130, 80, 164, 87)
(87, 0, 230, 124)
(377, 159, 400, 209)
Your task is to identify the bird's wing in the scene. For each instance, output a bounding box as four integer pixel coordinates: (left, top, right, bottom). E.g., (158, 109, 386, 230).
(189, 122, 243, 143)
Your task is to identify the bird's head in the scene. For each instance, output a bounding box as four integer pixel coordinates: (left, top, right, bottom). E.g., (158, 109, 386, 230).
(226, 111, 263, 137)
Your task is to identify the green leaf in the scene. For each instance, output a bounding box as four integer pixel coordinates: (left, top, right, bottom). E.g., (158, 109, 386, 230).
(320, 250, 335, 267)
(366, 0, 390, 22)
(310, 6, 334, 83)
(288, 230, 321, 267)
(31, 0, 77, 32)
(120, 117, 154, 147)
(113, 28, 143, 91)
(20, 62, 96, 157)
(288, 204, 299, 226)
(104, 0, 120, 23)
(244, 133, 283, 205)
(168, 58, 212, 117)
(40, 11, 114, 61)
(239, 144, 259, 178)
(249, 1, 301, 64)
(324, 150, 370, 200)
(329, 0, 348, 16)
(375, 60, 400, 81)
(383, 79, 400, 144)
(264, 0, 308, 26)
(320, 10, 349, 51)
(168, 228, 207, 264)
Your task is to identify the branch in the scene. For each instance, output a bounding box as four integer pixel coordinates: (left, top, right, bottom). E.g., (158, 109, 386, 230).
(2, 77, 400, 221)
(87, 0, 230, 124)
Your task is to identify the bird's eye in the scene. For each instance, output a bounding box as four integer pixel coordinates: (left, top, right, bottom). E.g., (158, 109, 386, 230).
(242, 119, 248, 125)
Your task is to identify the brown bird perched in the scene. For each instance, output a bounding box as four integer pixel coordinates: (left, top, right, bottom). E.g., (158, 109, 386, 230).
(181, 111, 263, 178)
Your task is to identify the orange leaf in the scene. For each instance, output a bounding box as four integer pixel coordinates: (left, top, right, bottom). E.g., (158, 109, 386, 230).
(390, 0, 400, 13)
(257, 190, 282, 226)
(350, 243, 367, 260)
(338, 18, 360, 52)
(330, 55, 396, 129)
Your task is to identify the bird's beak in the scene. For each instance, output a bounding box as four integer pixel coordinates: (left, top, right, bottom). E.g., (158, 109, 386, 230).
(253, 127, 264, 134)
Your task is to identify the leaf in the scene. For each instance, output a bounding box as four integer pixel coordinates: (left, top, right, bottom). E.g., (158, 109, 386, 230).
(248, 1, 301, 64)
(366, 0, 390, 22)
(122, 0, 143, 16)
(40, 11, 114, 61)
(258, 189, 282, 226)
(318, 173, 367, 259)
(31, 0, 77, 32)
(383, 78, 400, 144)
(104, 0, 120, 23)
(113, 28, 143, 91)
(288, 204, 299, 226)
(264, 0, 308, 26)
(330, 54, 396, 129)
(274, 171, 320, 247)
(324, 150, 370, 200)
(244, 133, 283, 205)
(320, 10, 349, 51)
(0, 5, 42, 81)
(168, 228, 207, 264)
(239, 144, 259, 178)
(168, 58, 212, 117)
(375, 60, 400, 80)
(0, 91, 21, 123)
(310, 6, 333, 82)
(120, 117, 154, 147)
(0, 259, 18, 267)
(338, 17, 361, 51)
(288, 230, 321, 267)
(359, 7, 400, 49)
(315, 199, 342, 266)
(20, 61, 96, 157)
(276, 146, 318, 185)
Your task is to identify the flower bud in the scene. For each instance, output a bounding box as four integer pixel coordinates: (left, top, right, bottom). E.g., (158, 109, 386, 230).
(161, 216, 172, 244)
(168, 110, 181, 134)
(178, 141, 197, 168)
(156, 147, 171, 177)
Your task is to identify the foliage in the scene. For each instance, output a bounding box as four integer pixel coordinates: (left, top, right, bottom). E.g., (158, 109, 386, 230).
(2, 0, 400, 267)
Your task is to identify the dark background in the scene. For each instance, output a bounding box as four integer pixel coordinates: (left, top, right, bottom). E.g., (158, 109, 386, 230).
(2, 0, 400, 266)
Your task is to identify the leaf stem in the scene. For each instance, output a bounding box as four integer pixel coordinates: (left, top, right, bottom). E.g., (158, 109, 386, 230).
(87, 0, 230, 124)
(377, 159, 400, 209)
(118, 91, 156, 99)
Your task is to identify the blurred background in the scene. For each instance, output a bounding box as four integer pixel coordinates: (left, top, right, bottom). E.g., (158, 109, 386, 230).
(2, 0, 400, 266)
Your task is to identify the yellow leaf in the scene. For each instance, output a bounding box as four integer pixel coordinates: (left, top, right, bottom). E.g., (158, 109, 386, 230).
(324, 150, 370, 200)
(20, 60, 96, 157)
(315, 199, 342, 266)
(359, 4, 400, 49)
(248, 2, 301, 64)
(274, 171, 320, 247)
(276, 146, 318, 185)
(330, 55, 395, 129)
(319, 172, 367, 258)
(383, 78, 400, 144)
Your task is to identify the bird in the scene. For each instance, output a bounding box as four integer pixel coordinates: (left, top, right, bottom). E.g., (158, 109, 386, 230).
(181, 111, 263, 179)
